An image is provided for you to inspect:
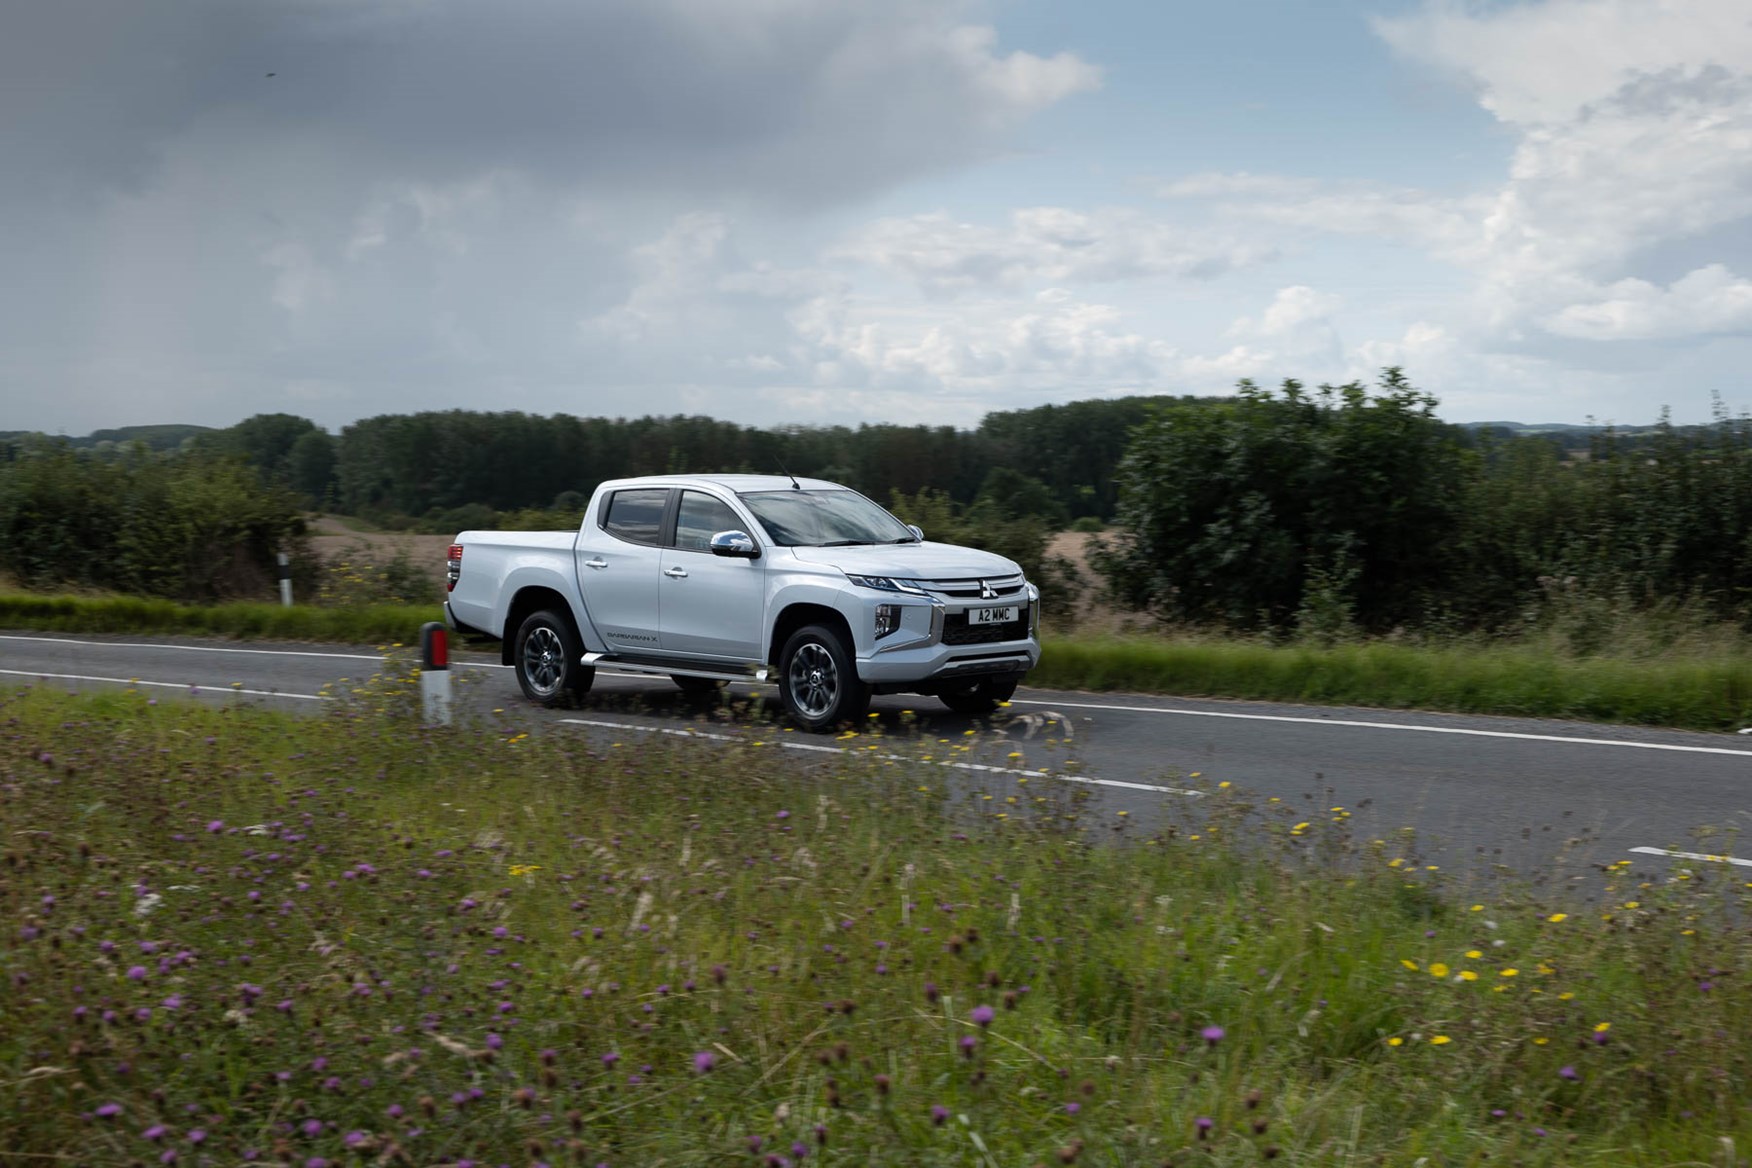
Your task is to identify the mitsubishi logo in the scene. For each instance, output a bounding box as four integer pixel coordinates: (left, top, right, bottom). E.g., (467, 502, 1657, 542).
(978, 579, 998, 600)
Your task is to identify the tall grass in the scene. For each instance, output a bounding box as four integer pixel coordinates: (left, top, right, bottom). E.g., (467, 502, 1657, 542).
(2, 684, 1750, 1163)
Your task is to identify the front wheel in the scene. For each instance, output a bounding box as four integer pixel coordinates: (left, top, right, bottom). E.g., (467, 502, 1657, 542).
(513, 609, 593, 708)
(938, 676, 1018, 717)
(778, 624, 869, 732)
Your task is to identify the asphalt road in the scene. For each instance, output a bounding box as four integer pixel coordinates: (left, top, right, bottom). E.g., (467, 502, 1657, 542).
(5, 631, 1750, 891)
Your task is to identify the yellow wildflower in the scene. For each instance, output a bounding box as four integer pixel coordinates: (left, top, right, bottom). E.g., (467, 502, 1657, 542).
(1429, 963, 1450, 978)
(1429, 1035, 1451, 1045)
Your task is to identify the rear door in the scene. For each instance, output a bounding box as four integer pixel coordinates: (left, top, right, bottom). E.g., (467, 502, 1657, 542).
(574, 487, 670, 653)
(657, 489, 766, 661)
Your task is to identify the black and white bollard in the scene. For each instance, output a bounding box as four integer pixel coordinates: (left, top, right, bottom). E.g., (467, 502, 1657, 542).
(420, 621, 452, 725)
(278, 552, 293, 607)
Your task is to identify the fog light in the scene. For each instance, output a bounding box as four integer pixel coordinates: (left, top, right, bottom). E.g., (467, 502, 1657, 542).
(875, 603, 901, 639)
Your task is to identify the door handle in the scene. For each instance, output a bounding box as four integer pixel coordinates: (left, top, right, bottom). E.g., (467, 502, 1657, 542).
(583, 558, 607, 570)
(663, 566, 688, 578)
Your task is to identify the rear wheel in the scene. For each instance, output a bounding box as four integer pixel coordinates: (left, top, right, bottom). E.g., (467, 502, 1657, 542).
(513, 609, 593, 707)
(938, 675, 1018, 717)
(778, 624, 869, 732)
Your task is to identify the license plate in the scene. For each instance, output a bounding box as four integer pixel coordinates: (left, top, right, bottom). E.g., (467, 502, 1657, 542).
(967, 605, 1018, 625)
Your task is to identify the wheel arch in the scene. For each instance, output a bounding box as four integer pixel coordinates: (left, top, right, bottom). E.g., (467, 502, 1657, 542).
(501, 586, 582, 666)
(768, 602, 854, 668)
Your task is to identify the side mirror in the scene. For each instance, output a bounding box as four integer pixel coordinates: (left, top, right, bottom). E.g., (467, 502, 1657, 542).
(906, 525, 924, 542)
(709, 530, 760, 559)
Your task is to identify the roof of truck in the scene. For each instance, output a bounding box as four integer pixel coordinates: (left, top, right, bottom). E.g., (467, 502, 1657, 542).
(598, 473, 849, 493)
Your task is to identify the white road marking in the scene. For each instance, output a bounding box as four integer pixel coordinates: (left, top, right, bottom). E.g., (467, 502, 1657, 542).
(0, 634, 382, 662)
(1011, 697, 1752, 758)
(558, 716, 1201, 797)
(0, 669, 325, 701)
(1629, 846, 1752, 869)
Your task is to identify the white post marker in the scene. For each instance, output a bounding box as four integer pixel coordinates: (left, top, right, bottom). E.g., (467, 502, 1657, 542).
(278, 552, 293, 607)
(420, 621, 452, 725)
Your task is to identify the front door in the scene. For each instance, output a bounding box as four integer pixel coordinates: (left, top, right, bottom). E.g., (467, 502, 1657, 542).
(658, 489, 766, 661)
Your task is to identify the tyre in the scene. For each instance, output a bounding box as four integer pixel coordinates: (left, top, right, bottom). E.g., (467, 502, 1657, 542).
(513, 609, 593, 708)
(778, 623, 869, 732)
(937, 675, 1018, 717)
(672, 674, 727, 703)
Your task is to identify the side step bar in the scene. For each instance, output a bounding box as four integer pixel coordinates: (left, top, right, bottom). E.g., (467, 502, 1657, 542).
(582, 651, 770, 685)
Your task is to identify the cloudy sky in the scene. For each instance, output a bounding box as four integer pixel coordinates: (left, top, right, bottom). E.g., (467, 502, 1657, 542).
(6, 0, 1752, 435)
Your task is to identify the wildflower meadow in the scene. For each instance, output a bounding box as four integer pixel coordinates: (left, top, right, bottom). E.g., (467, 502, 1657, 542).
(3, 682, 1750, 1165)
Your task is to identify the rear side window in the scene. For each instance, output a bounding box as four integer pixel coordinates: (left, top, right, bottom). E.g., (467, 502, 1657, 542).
(674, 491, 745, 552)
(602, 489, 668, 545)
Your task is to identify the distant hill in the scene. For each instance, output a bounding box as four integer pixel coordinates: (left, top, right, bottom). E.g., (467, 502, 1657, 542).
(0, 424, 213, 452)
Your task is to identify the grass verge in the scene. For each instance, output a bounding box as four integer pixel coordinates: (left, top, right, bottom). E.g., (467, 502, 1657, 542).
(1035, 635, 1752, 731)
(2, 684, 1749, 1164)
(0, 594, 436, 644)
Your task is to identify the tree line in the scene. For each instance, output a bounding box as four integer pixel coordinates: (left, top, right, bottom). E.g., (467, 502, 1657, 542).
(6, 374, 1752, 641)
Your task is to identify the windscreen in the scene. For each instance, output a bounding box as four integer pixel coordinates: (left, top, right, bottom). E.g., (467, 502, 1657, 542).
(738, 489, 914, 548)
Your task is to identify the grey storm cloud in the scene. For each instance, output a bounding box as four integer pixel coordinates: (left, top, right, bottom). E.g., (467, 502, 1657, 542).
(0, 0, 1100, 433)
(3, 0, 1099, 207)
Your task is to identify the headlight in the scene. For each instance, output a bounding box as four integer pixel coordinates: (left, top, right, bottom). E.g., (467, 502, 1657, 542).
(845, 574, 925, 594)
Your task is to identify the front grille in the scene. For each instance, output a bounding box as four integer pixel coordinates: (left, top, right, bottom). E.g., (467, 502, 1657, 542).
(942, 604, 1031, 645)
(922, 574, 1026, 600)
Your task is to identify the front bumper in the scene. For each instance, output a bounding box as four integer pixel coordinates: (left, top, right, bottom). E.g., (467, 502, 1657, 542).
(853, 583, 1040, 692)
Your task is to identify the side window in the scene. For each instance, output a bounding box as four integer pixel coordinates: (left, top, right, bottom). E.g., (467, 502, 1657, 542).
(674, 491, 744, 552)
(601, 489, 669, 545)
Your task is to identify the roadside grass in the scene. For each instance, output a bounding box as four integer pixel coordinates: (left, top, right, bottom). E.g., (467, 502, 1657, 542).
(1032, 635, 1752, 731)
(0, 594, 436, 644)
(3, 684, 1749, 1164)
(4, 592, 1752, 730)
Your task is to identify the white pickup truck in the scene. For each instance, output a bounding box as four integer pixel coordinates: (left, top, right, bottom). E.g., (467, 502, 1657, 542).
(444, 474, 1040, 730)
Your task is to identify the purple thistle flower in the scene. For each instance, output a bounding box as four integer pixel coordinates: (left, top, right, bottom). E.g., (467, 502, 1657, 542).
(95, 1102, 122, 1118)
(1201, 1025, 1225, 1045)
(1195, 1116, 1214, 1139)
(485, 1033, 503, 1050)
(775, 810, 790, 819)
(127, 966, 147, 981)
(1064, 1102, 1080, 1115)
(187, 1130, 206, 1144)
(1559, 1065, 1580, 1081)
(693, 1050, 716, 1073)
(601, 1051, 620, 1067)
(970, 1005, 995, 1027)
(301, 1120, 323, 1137)
(959, 1035, 977, 1057)
(143, 1125, 167, 1141)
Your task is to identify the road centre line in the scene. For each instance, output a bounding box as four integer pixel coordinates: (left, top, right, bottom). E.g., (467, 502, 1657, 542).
(0, 668, 326, 701)
(1010, 698, 1752, 758)
(1629, 846, 1752, 869)
(558, 717, 1201, 798)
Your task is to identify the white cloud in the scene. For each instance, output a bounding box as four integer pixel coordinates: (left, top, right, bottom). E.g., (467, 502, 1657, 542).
(1543, 264, 1752, 340)
(833, 207, 1273, 295)
(1374, 0, 1752, 125)
(1378, 0, 1752, 341)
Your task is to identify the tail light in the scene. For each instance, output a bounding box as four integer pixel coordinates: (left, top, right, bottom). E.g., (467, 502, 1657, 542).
(446, 544, 463, 593)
